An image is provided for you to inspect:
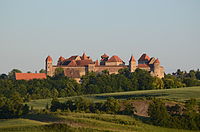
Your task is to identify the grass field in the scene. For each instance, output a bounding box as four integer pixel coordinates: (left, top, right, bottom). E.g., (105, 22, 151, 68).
(1, 87, 200, 132)
(27, 86, 200, 110)
(0, 112, 197, 132)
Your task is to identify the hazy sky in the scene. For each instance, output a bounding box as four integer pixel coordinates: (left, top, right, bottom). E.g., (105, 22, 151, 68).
(0, 0, 200, 74)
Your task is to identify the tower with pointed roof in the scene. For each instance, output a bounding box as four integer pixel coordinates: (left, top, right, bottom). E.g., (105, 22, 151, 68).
(129, 55, 136, 72)
(153, 58, 162, 77)
(46, 56, 53, 76)
(100, 53, 109, 65)
(138, 53, 150, 64)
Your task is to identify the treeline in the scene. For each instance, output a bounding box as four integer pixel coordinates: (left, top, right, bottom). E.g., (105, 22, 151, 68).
(50, 97, 136, 117)
(50, 97, 125, 114)
(148, 98, 200, 130)
(0, 68, 200, 101)
(0, 93, 29, 119)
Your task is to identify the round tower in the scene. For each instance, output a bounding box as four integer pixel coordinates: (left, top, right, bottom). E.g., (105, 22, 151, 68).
(153, 58, 160, 77)
(129, 55, 136, 72)
(45, 56, 53, 76)
(100, 53, 109, 65)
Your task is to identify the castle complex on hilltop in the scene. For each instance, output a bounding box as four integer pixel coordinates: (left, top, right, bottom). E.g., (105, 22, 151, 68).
(46, 53, 164, 81)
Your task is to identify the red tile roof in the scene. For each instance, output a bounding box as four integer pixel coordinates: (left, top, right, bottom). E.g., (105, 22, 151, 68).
(154, 58, 160, 64)
(76, 60, 93, 66)
(81, 53, 88, 60)
(15, 73, 46, 80)
(138, 54, 150, 61)
(58, 56, 65, 61)
(67, 60, 77, 67)
(101, 53, 109, 58)
(138, 64, 150, 68)
(66, 55, 79, 61)
(129, 56, 136, 62)
(46, 56, 52, 62)
(107, 55, 123, 62)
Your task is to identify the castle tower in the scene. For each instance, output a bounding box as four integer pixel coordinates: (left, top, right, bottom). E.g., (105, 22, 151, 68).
(129, 55, 136, 72)
(100, 53, 109, 65)
(138, 53, 150, 64)
(57, 56, 65, 66)
(153, 58, 161, 77)
(45, 56, 53, 76)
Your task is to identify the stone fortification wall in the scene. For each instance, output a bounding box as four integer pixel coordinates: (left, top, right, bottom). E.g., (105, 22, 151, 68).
(105, 62, 124, 66)
(51, 66, 86, 78)
(94, 66, 127, 74)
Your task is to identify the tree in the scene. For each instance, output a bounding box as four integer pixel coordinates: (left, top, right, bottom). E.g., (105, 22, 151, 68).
(74, 97, 92, 112)
(0, 92, 29, 118)
(167, 104, 181, 115)
(152, 77, 164, 89)
(102, 97, 120, 114)
(51, 88, 59, 98)
(54, 68, 64, 77)
(135, 69, 154, 90)
(148, 99, 170, 127)
(195, 69, 200, 80)
(39, 69, 46, 73)
(122, 101, 136, 115)
(8, 69, 22, 79)
(0, 74, 8, 79)
(50, 98, 61, 112)
(101, 70, 109, 75)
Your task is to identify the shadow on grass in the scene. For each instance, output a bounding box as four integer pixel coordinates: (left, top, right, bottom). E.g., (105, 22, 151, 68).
(94, 93, 169, 100)
(134, 114, 151, 124)
(22, 114, 64, 123)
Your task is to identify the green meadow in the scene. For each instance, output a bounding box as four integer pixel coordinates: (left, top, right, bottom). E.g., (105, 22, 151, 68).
(0, 113, 197, 132)
(27, 86, 200, 110)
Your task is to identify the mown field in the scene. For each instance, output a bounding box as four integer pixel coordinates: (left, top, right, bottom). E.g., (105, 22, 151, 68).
(0, 112, 197, 132)
(27, 86, 200, 110)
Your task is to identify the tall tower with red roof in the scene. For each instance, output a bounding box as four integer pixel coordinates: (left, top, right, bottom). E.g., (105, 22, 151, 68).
(138, 53, 150, 64)
(129, 55, 136, 72)
(100, 53, 109, 65)
(153, 58, 161, 77)
(45, 56, 53, 76)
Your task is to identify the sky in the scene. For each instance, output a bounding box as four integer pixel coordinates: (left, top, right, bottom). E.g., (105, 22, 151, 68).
(0, 0, 200, 74)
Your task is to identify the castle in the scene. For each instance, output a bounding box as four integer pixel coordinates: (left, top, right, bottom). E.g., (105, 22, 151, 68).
(46, 53, 164, 81)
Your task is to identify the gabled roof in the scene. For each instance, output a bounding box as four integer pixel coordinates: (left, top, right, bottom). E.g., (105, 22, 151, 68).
(58, 56, 65, 61)
(149, 57, 156, 64)
(67, 60, 77, 67)
(138, 64, 150, 68)
(46, 56, 52, 62)
(66, 55, 80, 61)
(154, 58, 160, 64)
(15, 73, 46, 80)
(101, 53, 109, 58)
(138, 54, 150, 61)
(107, 55, 123, 62)
(81, 53, 88, 60)
(129, 56, 136, 62)
(76, 60, 93, 66)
